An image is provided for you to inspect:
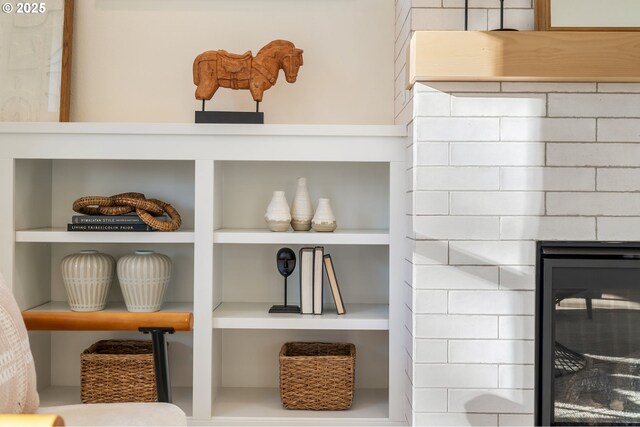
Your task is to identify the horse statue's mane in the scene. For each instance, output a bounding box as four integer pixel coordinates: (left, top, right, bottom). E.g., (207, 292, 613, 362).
(256, 40, 296, 58)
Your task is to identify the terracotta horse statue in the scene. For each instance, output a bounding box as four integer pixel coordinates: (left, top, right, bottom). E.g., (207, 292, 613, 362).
(193, 40, 303, 103)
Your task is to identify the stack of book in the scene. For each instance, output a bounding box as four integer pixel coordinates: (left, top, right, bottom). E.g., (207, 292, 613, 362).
(299, 246, 345, 315)
(67, 213, 167, 232)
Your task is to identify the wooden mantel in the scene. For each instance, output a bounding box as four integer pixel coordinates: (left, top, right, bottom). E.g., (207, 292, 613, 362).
(408, 31, 640, 86)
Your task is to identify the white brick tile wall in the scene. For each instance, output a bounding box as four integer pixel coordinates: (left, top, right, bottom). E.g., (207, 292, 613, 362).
(449, 291, 535, 315)
(415, 364, 498, 388)
(412, 0, 443, 7)
(549, 94, 640, 118)
(412, 8, 488, 31)
(414, 413, 498, 426)
(598, 83, 640, 93)
(415, 339, 448, 363)
(449, 241, 536, 266)
(500, 216, 596, 240)
(547, 192, 640, 216)
(413, 388, 448, 412)
(502, 82, 596, 93)
(414, 290, 448, 314)
(597, 168, 640, 191)
(420, 82, 502, 93)
(597, 217, 640, 240)
(443, 0, 532, 7)
(448, 389, 535, 413)
(451, 94, 546, 117)
(450, 192, 545, 215)
(500, 167, 595, 191)
(499, 364, 534, 388)
(501, 118, 596, 142)
(415, 265, 499, 289)
(416, 167, 499, 190)
(415, 92, 452, 117)
(598, 119, 640, 142)
(417, 117, 500, 141)
(416, 142, 449, 165)
(449, 340, 534, 364)
(499, 414, 535, 426)
(499, 266, 535, 290)
(416, 314, 498, 338)
(451, 143, 545, 166)
(413, 240, 449, 265)
(405, 327, 415, 360)
(414, 216, 500, 240)
(548, 143, 640, 167)
(488, 8, 535, 30)
(414, 191, 449, 215)
(499, 316, 535, 340)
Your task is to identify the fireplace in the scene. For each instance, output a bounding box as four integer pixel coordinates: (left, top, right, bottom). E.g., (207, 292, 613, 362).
(536, 242, 640, 426)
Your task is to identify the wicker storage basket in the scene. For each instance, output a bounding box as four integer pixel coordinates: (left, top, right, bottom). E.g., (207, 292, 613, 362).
(279, 342, 355, 410)
(80, 339, 157, 403)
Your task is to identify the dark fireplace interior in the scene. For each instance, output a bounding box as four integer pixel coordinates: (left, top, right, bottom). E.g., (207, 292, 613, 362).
(536, 242, 640, 426)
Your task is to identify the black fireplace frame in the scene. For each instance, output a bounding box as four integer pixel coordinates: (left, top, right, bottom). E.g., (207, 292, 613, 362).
(535, 241, 640, 426)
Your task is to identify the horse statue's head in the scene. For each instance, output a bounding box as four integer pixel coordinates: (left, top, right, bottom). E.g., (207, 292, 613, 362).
(282, 47, 304, 83)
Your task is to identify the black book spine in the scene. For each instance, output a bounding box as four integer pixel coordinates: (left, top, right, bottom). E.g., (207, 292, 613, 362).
(67, 223, 155, 232)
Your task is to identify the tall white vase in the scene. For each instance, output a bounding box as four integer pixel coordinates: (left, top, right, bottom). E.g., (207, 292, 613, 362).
(264, 190, 291, 232)
(312, 198, 337, 232)
(117, 250, 172, 312)
(60, 250, 115, 312)
(290, 177, 313, 231)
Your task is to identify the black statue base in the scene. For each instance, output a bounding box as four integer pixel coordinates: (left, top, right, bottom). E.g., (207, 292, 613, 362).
(195, 111, 264, 124)
(269, 305, 301, 314)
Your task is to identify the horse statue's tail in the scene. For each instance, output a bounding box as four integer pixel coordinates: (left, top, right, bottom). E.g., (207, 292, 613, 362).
(193, 51, 216, 86)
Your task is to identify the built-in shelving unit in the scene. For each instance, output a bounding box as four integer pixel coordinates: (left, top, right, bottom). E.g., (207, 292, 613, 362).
(0, 123, 406, 426)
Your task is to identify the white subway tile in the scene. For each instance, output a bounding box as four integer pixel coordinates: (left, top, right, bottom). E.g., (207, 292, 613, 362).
(499, 316, 535, 340)
(416, 167, 499, 190)
(549, 94, 640, 118)
(451, 94, 546, 117)
(415, 364, 498, 388)
(598, 119, 640, 142)
(500, 216, 596, 240)
(416, 314, 498, 338)
(415, 216, 500, 240)
(414, 413, 498, 426)
(449, 241, 536, 266)
(449, 291, 534, 315)
(488, 8, 535, 31)
(415, 290, 448, 314)
(451, 192, 545, 216)
(598, 168, 640, 191)
(500, 167, 595, 191)
(406, 352, 414, 384)
(403, 282, 413, 311)
(412, 8, 488, 31)
(415, 265, 499, 290)
(448, 389, 534, 413)
(449, 340, 535, 363)
(417, 118, 500, 141)
(452, 142, 546, 166)
(420, 82, 502, 93)
(499, 365, 534, 388)
(500, 266, 535, 290)
(416, 142, 449, 165)
(404, 327, 415, 360)
(597, 217, 640, 240)
(499, 414, 535, 426)
(413, 240, 449, 265)
(414, 191, 449, 215)
(416, 92, 452, 117)
(444, 0, 532, 7)
(413, 388, 448, 412)
(412, 0, 443, 8)
(598, 83, 640, 93)
(502, 82, 596, 93)
(415, 339, 448, 363)
(547, 192, 640, 216)
(548, 143, 640, 166)
(501, 118, 596, 142)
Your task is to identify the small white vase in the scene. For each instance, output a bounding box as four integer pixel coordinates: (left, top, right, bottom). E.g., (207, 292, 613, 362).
(264, 190, 291, 232)
(312, 198, 337, 232)
(117, 250, 172, 312)
(60, 250, 115, 312)
(290, 177, 313, 231)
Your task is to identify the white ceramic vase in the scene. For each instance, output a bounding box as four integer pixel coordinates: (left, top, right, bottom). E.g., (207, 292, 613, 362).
(290, 177, 313, 231)
(312, 198, 337, 232)
(117, 250, 172, 312)
(60, 250, 115, 312)
(264, 190, 291, 232)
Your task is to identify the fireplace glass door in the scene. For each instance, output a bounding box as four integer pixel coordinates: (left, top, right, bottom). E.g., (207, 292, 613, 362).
(538, 245, 640, 426)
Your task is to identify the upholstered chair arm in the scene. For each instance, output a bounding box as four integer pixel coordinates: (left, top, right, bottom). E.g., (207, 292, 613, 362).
(0, 414, 64, 426)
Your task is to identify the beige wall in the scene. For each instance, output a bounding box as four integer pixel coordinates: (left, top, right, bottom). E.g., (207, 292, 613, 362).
(70, 0, 395, 124)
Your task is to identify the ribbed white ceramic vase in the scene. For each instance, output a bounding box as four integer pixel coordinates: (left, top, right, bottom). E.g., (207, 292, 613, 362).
(117, 250, 172, 312)
(60, 250, 115, 312)
(291, 177, 313, 231)
(264, 190, 291, 232)
(312, 198, 337, 232)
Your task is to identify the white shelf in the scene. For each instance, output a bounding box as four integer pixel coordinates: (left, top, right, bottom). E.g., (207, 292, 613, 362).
(25, 301, 193, 313)
(15, 228, 195, 243)
(38, 386, 193, 417)
(211, 387, 389, 422)
(212, 303, 388, 330)
(213, 229, 389, 245)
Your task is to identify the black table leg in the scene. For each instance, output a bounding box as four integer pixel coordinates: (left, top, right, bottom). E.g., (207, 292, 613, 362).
(139, 327, 175, 403)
